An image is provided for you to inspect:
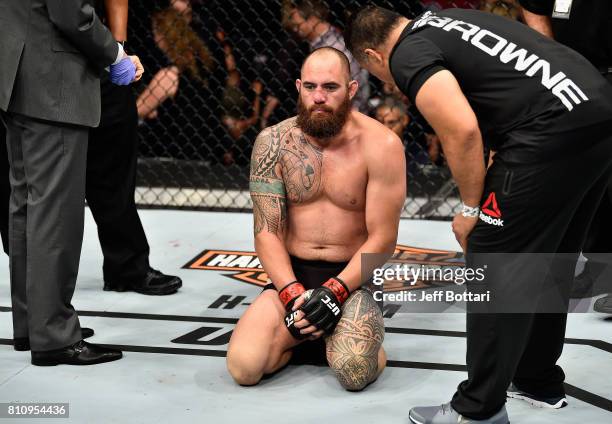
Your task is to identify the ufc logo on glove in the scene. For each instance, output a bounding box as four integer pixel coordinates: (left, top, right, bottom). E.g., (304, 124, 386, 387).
(322, 296, 340, 316)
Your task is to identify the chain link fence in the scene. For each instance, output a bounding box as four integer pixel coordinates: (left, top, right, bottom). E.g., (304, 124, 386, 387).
(129, 0, 522, 218)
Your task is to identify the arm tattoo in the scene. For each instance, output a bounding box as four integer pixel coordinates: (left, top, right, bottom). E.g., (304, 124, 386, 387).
(250, 124, 288, 236)
(326, 291, 385, 390)
(250, 119, 325, 235)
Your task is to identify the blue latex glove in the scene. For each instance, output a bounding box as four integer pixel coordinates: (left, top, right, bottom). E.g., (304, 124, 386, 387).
(110, 57, 136, 85)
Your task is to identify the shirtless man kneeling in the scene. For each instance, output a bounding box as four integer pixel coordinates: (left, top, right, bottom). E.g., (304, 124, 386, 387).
(227, 47, 406, 391)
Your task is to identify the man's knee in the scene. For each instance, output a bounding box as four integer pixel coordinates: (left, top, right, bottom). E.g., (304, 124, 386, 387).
(326, 289, 385, 391)
(327, 347, 383, 391)
(329, 354, 375, 391)
(226, 349, 263, 386)
(227, 335, 291, 386)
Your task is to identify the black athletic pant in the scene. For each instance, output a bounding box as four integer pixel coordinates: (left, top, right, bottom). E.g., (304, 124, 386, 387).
(85, 76, 150, 284)
(582, 179, 612, 254)
(451, 121, 612, 419)
(582, 73, 612, 256)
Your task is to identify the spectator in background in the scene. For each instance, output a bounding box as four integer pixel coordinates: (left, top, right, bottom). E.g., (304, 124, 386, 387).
(282, 0, 370, 112)
(221, 70, 251, 135)
(137, 7, 220, 161)
(420, 0, 480, 11)
(424, 132, 443, 166)
(375, 98, 441, 166)
(368, 80, 408, 114)
(221, 74, 263, 165)
(216, 30, 278, 165)
(481, 0, 521, 20)
(170, 0, 192, 19)
(137, 8, 215, 120)
(375, 98, 410, 139)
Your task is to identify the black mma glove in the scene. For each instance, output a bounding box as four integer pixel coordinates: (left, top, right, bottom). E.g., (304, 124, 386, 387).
(284, 308, 307, 340)
(280, 281, 307, 340)
(300, 277, 350, 335)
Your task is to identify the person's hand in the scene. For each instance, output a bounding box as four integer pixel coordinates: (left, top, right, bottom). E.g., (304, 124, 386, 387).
(130, 55, 144, 82)
(109, 57, 135, 86)
(294, 278, 349, 338)
(252, 80, 263, 95)
(146, 109, 158, 120)
(215, 29, 226, 43)
(452, 213, 478, 253)
(288, 291, 325, 341)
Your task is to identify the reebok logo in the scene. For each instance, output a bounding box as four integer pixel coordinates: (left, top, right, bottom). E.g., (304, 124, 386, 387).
(482, 192, 501, 218)
(479, 192, 504, 226)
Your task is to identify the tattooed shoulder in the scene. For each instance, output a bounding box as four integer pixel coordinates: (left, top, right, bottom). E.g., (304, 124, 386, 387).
(249, 119, 297, 235)
(250, 118, 298, 178)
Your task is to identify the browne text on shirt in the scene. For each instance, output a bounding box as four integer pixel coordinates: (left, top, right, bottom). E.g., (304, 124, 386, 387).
(413, 12, 588, 111)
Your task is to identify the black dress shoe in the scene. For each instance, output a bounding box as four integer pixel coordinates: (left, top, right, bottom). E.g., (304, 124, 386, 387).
(14, 327, 95, 352)
(103, 268, 182, 295)
(31, 340, 122, 366)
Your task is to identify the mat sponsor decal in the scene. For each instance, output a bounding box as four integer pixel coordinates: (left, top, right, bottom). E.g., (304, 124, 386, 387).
(183, 245, 465, 290)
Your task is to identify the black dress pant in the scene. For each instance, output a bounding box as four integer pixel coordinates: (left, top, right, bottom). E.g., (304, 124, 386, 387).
(85, 77, 150, 284)
(0, 121, 9, 254)
(451, 121, 612, 419)
(2, 111, 87, 350)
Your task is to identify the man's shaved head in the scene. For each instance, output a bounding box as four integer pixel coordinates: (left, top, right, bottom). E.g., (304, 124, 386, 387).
(301, 46, 351, 82)
(296, 46, 358, 140)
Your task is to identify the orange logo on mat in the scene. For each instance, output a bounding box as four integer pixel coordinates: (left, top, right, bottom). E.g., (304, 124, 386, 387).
(183, 245, 465, 290)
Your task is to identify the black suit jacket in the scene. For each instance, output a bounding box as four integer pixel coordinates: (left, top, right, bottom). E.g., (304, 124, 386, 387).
(0, 0, 118, 127)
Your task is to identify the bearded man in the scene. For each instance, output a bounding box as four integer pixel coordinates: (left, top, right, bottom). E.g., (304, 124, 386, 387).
(226, 47, 406, 390)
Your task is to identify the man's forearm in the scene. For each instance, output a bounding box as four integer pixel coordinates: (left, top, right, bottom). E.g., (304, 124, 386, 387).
(521, 8, 554, 38)
(337, 236, 397, 292)
(441, 132, 486, 207)
(105, 0, 129, 41)
(255, 234, 297, 291)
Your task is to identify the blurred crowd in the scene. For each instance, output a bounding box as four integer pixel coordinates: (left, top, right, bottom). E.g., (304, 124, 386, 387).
(132, 0, 524, 170)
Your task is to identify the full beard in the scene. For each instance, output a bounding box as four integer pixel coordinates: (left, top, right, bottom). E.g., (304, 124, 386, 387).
(296, 94, 351, 139)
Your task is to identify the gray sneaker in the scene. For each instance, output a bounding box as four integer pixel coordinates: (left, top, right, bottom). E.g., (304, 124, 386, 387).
(594, 294, 612, 314)
(507, 383, 568, 409)
(408, 402, 509, 424)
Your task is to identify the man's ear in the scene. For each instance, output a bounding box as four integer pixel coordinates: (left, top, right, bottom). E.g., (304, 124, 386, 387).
(364, 48, 383, 65)
(401, 114, 409, 127)
(295, 79, 302, 93)
(348, 80, 359, 100)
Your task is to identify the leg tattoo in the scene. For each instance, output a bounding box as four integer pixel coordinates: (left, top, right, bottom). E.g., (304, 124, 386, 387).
(326, 290, 385, 391)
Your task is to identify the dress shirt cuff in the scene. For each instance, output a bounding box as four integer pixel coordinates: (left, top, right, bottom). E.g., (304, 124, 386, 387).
(112, 42, 126, 65)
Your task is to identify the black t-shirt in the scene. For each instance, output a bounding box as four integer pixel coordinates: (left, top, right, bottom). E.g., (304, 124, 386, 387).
(390, 8, 612, 163)
(519, 0, 612, 68)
